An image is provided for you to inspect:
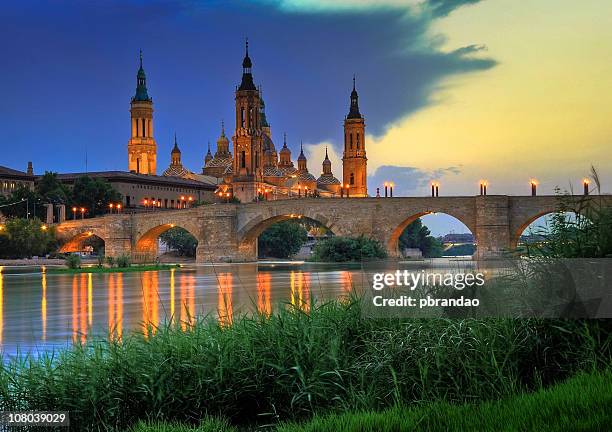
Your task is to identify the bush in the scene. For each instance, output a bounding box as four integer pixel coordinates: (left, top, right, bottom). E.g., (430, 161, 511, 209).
(65, 253, 81, 269)
(105, 256, 115, 267)
(116, 254, 131, 268)
(258, 221, 308, 258)
(311, 236, 387, 262)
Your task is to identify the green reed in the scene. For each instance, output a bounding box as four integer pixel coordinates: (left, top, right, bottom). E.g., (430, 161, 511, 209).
(0, 296, 608, 431)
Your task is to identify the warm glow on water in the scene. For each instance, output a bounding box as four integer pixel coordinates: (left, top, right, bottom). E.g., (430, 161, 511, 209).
(0, 261, 464, 357)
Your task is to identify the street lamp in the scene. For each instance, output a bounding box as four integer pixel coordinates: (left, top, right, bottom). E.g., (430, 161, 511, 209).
(530, 180, 538, 196)
(109, 203, 114, 214)
(583, 178, 590, 196)
(431, 182, 439, 197)
(389, 182, 394, 198)
(479, 181, 488, 196)
(117, 203, 122, 213)
(143, 199, 148, 208)
(80, 207, 86, 219)
(345, 184, 350, 198)
(225, 192, 230, 203)
(384, 182, 388, 198)
(72, 206, 77, 220)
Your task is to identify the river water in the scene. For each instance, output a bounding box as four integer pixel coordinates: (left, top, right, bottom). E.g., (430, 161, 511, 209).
(0, 262, 366, 357)
(0, 260, 476, 357)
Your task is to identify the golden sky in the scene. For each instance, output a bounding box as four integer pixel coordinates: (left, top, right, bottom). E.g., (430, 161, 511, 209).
(309, 0, 612, 196)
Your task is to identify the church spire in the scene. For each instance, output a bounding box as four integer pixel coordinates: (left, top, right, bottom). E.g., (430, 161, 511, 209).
(134, 49, 151, 102)
(239, 38, 256, 91)
(347, 74, 361, 119)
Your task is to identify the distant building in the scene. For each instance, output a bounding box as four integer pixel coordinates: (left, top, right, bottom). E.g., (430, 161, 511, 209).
(52, 171, 216, 209)
(441, 233, 475, 243)
(0, 163, 34, 197)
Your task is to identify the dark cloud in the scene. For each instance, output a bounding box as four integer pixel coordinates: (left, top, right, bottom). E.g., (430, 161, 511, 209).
(368, 165, 462, 196)
(425, 0, 484, 18)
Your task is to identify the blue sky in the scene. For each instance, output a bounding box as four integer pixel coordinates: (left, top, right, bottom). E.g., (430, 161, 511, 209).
(0, 0, 490, 173)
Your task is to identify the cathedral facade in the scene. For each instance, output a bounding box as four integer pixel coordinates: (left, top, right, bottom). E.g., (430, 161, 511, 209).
(131, 42, 368, 202)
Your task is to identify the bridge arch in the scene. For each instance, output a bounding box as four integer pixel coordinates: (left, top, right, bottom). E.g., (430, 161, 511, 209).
(238, 212, 334, 245)
(135, 223, 200, 256)
(237, 209, 335, 259)
(511, 209, 584, 250)
(387, 211, 476, 257)
(59, 231, 107, 254)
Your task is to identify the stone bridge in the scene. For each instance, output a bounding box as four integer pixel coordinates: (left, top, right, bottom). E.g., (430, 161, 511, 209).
(54, 195, 612, 262)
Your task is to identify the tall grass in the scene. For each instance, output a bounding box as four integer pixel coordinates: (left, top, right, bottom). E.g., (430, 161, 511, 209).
(1, 297, 608, 431)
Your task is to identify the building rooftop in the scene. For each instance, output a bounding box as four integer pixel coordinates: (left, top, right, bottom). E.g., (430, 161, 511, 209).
(0, 165, 34, 179)
(49, 171, 217, 189)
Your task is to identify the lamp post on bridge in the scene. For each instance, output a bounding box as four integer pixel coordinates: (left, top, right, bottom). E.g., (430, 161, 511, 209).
(530, 180, 537, 196)
(583, 178, 590, 196)
(479, 181, 488, 196)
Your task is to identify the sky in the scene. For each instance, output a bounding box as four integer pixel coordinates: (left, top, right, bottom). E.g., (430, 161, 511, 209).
(1, 0, 611, 235)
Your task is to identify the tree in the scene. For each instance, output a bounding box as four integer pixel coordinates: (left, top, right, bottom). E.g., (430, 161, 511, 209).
(0, 218, 56, 258)
(258, 221, 308, 258)
(71, 176, 122, 217)
(398, 218, 444, 258)
(36, 171, 70, 204)
(160, 227, 198, 257)
(311, 236, 387, 262)
(0, 185, 45, 219)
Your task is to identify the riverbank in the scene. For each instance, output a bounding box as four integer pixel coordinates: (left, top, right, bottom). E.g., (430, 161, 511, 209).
(129, 370, 612, 431)
(0, 258, 67, 267)
(2, 298, 609, 431)
(48, 264, 181, 274)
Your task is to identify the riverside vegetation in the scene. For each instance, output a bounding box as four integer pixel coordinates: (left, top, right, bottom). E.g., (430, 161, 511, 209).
(1, 176, 612, 431)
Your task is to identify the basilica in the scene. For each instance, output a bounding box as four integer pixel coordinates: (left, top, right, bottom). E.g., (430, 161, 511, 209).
(128, 42, 368, 203)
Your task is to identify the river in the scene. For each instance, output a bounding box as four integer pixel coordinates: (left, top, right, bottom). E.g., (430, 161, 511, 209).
(0, 259, 476, 357)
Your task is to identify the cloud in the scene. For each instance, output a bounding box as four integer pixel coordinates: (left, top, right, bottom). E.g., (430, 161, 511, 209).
(254, 0, 484, 16)
(424, 0, 483, 18)
(368, 165, 462, 196)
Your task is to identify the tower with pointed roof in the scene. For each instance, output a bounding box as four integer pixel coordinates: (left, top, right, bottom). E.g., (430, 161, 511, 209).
(128, 50, 157, 175)
(204, 142, 213, 166)
(163, 134, 189, 178)
(232, 39, 265, 201)
(342, 76, 367, 196)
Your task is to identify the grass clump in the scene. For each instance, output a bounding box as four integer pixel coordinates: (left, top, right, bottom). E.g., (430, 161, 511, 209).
(129, 416, 237, 432)
(64, 253, 81, 269)
(277, 370, 612, 432)
(1, 298, 609, 431)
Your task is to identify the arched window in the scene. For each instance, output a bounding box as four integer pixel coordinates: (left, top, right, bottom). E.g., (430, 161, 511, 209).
(241, 151, 246, 169)
(356, 133, 360, 149)
(349, 133, 353, 149)
(241, 108, 246, 128)
(350, 172, 355, 185)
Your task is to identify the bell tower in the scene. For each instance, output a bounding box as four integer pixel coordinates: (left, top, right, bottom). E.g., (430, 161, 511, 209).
(128, 50, 157, 175)
(342, 76, 367, 197)
(232, 39, 265, 203)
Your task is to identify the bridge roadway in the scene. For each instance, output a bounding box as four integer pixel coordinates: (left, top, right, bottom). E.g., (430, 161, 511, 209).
(54, 195, 611, 262)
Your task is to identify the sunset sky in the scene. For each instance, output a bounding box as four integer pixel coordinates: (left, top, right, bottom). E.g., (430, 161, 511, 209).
(1, 0, 611, 233)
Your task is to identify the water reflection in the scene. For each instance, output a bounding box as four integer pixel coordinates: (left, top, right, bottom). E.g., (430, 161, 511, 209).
(0, 262, 406, 356)
(290, 271, 310, 312)
(108, 274, 123, 340)
(217, 273, 233, 327)
(41, 270, 47, 341)
(257, 272, 271, 316)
